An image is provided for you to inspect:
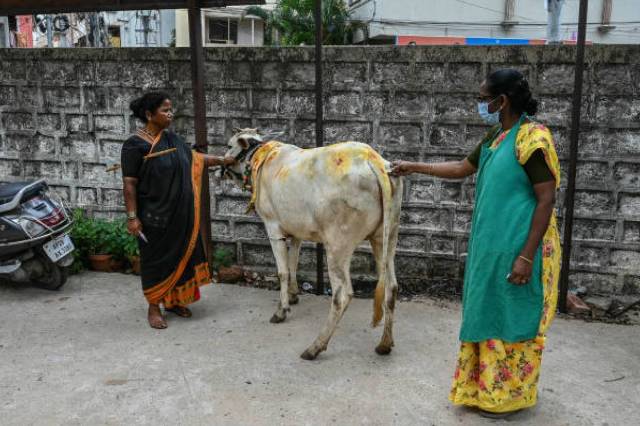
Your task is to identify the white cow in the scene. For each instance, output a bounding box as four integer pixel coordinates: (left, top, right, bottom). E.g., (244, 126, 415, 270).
(223, 129, 403, 360)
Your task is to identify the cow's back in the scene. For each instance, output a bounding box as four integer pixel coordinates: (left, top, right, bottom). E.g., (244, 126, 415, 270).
(254, 142, 388, 242)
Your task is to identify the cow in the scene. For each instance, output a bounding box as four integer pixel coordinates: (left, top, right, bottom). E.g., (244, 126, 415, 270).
(222, 129, 403, 360)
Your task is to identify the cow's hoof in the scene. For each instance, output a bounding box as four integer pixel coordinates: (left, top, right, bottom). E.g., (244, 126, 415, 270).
(270, 313, 286, 324)
(300, 349, 318, 361)
(289, 294, 299, 305)
(375, 345, 392, 356)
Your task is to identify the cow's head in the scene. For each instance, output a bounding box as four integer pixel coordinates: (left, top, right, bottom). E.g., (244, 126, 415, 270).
(222, 128, 264, 186)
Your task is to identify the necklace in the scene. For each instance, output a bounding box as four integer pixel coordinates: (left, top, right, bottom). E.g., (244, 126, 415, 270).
(138, 127, 158, 138)
(137, 127, 161, 145)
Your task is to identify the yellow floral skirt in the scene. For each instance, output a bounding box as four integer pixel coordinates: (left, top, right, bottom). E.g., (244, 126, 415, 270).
(449, 216, 561, 413)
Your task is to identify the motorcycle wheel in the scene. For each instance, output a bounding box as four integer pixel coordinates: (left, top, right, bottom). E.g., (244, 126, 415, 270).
(34, 258, 68, 291)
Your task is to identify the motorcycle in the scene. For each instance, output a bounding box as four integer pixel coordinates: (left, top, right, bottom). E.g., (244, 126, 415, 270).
(0, 179, 75, 290)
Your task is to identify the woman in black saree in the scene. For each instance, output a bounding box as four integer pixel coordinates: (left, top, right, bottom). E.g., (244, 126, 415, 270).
(121, 92, 234, 329)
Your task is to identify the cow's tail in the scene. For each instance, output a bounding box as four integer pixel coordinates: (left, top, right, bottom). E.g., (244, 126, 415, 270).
(368, 159, 394, 328)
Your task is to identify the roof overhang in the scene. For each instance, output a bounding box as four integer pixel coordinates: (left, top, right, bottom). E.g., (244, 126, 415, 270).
(0, 1, 264, 15)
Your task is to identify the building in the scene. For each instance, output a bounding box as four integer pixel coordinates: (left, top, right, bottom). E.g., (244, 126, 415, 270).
(1, 10, 175, 48)
(349, 0, 640, 45)
(0, 15, 34, 48)
(100, 10, 176, 47)
(175, 1, 277, 47)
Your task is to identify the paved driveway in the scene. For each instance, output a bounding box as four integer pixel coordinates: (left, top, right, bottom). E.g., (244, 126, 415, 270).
(1, 273, 638, 425)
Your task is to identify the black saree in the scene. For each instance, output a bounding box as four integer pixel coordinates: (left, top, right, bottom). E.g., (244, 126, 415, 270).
(121, 130, 210, 307)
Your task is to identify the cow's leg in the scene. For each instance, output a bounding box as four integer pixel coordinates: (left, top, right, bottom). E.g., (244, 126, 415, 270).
(377, 251, 398, 355)
(287, 238, 302, 305)
(268, 237, 291, 324)
(376, 176, 403, 354)
(370, 229, 399, 355)
(300, 247, 354, 360)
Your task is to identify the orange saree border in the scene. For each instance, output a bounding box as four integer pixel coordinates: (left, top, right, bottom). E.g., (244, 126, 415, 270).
(143, 151, 206, 304)
(162, 262, 211, 308)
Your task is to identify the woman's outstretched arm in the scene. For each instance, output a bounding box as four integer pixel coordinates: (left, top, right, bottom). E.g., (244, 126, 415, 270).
(391, 159, 477, 179)
(202, 154, 236, 168)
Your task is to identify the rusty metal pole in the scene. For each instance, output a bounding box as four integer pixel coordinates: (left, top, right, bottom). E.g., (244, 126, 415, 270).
(558, 0, 589, 313)
(188, 0, 213, 267)
(314, 0, 325, 295)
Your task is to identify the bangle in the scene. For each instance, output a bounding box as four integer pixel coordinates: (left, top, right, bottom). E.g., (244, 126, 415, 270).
(518, 255, 533, 264)
(127, 211, 137, 220)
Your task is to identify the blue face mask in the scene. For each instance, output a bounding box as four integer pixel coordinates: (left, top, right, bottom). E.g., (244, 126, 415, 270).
(477, 97, 502, 125)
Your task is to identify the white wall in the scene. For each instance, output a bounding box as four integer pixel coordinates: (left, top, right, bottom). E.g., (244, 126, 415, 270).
(237, 19, 264, 46)
(350, 0, 640, 43)
(176, 9, 265, 47)
(176, 9, 190, 47)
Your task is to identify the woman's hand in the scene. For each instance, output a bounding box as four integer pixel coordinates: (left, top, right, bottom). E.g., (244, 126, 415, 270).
(390, 161, 415, 176)
(127, 218, 143, 237)
(508, 256, 532, 285)
(204, 155, 236, 168)
(222, 155, 236, 167)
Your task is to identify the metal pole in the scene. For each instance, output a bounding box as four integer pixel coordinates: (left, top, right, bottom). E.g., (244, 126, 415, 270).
(143, 15, 150, 47)
(46, 15, 53, 47)
(558, 0, 589, 313)
(314, 0, 324, 295)
(92, 13, 101, 47)
(188, 0, 213, 268)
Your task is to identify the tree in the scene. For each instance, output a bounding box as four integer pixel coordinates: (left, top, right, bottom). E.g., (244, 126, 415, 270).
(246, 0, 355, 46)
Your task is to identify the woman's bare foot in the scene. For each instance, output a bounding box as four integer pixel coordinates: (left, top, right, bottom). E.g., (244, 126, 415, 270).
(165, 305, 192, 318)
(148, 304, 167, 329)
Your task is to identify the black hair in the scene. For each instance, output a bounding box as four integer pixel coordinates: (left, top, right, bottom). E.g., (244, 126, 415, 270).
(486, 69, 538, 116)
(129, 91, 171, 123)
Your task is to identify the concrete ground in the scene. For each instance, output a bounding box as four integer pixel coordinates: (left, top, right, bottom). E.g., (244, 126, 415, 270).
(0, 272, 638, 426)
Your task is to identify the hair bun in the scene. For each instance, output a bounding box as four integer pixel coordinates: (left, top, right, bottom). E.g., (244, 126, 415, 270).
(524, 98, 539, 116)
(129, 97, 144, 120)
(128, 92, 170, 124)
(487, 69, 538, 117)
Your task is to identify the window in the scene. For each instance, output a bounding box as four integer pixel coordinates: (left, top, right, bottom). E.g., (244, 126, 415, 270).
(208, 18, 238, 44)
(108, 26, 121, 47)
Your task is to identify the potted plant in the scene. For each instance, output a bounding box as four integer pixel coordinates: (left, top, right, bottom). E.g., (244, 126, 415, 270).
(70, 210, 111, 272)
(70, 210, 129, 273)
(213, 247, 243, 283)
(104, 221, 132, 272)
(69, 209, 91, 273)
(87, 219, 116, 272)
(123, 231, 141, 275)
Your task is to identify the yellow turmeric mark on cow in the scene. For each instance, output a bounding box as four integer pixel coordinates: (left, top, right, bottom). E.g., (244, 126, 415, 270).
(325, 150, 353, 177)
(275, 166, 290, 180)
(366, 150, 388, 175)
(248, 142, 283, 210)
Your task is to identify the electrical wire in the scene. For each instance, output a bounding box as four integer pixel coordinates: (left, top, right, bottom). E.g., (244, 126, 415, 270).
(453, 0, 537, 22)
(361, 19, 640, 27)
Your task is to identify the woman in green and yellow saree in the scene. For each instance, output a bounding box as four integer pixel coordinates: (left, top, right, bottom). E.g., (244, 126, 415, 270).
(121, 92, 235, 329)
(392, 69, 561, 418)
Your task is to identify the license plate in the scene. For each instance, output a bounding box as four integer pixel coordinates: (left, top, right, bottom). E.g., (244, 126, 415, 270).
(43, 234, 74, 262)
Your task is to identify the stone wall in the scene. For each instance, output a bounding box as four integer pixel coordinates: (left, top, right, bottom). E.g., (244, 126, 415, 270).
(1, 46, 639, 295)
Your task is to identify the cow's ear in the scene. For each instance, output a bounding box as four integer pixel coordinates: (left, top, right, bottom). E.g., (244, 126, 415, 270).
(238, 138, 250, 150)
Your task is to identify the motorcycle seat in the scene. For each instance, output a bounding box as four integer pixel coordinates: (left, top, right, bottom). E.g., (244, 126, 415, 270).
(0, 180, 46, 212)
